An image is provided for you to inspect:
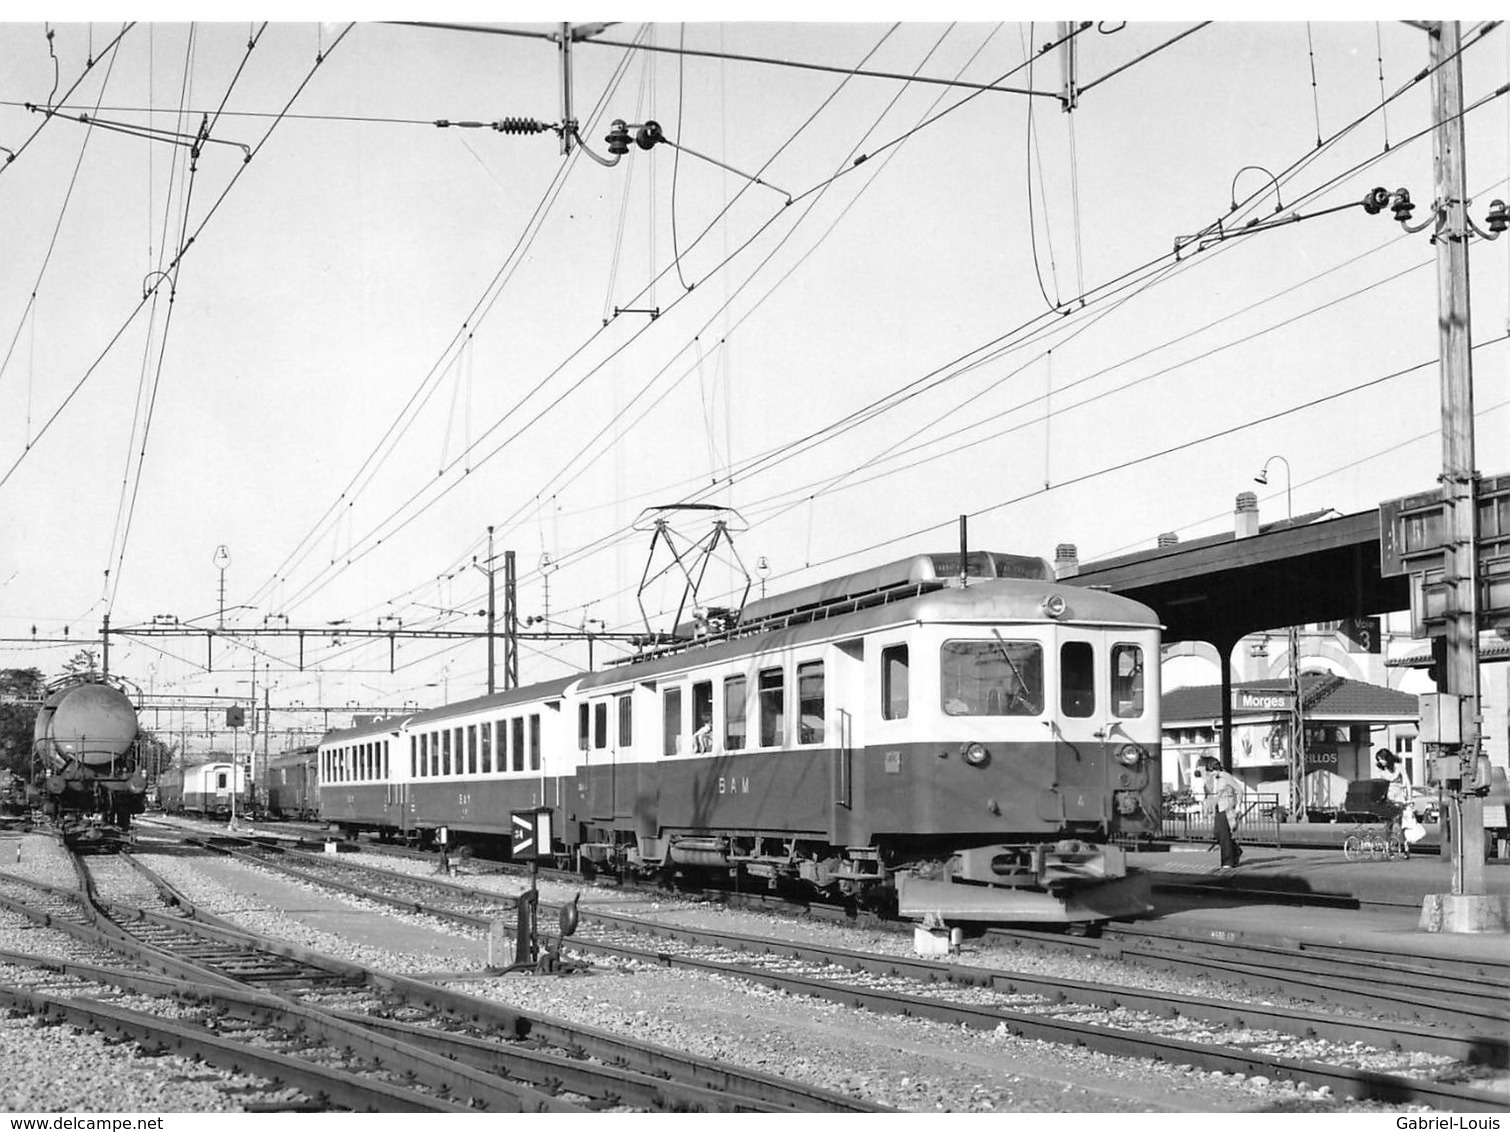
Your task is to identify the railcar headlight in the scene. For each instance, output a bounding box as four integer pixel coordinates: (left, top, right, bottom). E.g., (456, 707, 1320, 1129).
(1041, 594, 1067, 618)
(1117, 742, 1145, 767)
(961, 742, 991, 767)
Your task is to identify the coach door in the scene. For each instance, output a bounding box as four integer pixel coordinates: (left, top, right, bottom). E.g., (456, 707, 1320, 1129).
(828, 640, 865, 843)
(1053, 630, 1109, 822)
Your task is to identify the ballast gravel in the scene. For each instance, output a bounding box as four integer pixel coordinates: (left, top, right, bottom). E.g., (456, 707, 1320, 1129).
(0, 826, 1480, 1113)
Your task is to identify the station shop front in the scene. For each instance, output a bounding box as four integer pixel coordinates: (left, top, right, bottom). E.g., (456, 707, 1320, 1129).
(1161, 676, 1420, 816)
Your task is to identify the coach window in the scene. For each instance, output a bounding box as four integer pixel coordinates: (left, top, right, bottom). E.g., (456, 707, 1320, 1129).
(692, 681, 713, 752)
(431, 733, 440, 777)
(882, 644, 909, 720)
(759, 667, 785, 747)
(467, 725, 478, 774)
(940, 640, 1043, 716)
(513, 717, 526, 772)
(798, 661, 825, 743)
(439, 730, 450, 776)
(481, 722, 493, 773)
(724, 675, 747, 750)
(529, 714, 541, 771)
(1111, 644, 1145, 718)
(663, 687, 683, 756)
(578, 703, 590, 751)
(618, 694, 633, 749)
(217, 771, 228, 790)
(1061, 641, 1096, 718)
(383, 741, 389, 779)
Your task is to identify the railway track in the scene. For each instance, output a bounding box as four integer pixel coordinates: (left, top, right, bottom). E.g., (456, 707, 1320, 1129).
(205, 828, 1509, 1034)
(171, 830, 1509, 1110)
(0, 840, 877, 1113)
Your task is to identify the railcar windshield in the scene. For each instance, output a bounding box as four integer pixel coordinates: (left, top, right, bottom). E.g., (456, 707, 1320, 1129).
(940, 639, 1043, 716)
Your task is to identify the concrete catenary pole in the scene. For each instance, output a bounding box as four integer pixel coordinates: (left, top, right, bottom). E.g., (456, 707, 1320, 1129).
(1429, 21, 1486, 905)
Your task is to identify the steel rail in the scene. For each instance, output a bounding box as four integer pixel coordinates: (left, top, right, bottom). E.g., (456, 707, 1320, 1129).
(1107, 919, 1510, 989)
(211, 836, 1508, 1041)
(983, 925, 1509, 1033)
(568, 912, 1509, 1069)
(178, 840, 1510, 1102)
(7, 866, 585, 1112)
(120, 847, 881, 1113)
(566, 936, 1506, 1111)
(0, 981, 475, 1113)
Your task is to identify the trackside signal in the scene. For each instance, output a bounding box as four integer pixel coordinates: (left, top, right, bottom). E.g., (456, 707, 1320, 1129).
(511, 808, 551, 861)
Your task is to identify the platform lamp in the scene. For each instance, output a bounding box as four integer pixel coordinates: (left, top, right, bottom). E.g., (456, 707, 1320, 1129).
(212, 545, 231, 629)
(1254, 456, 1292, 522)
(1256, 455, 1305, 823)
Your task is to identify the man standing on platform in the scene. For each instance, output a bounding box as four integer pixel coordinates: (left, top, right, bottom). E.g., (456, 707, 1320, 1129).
(1200, 756, 1244, 870)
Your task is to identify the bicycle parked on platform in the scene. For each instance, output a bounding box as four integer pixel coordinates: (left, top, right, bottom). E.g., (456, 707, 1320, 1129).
(1342, 822, 1407, 861)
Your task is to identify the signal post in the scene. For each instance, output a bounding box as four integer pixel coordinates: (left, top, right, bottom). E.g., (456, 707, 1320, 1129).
(1383, 22, 1509, 933)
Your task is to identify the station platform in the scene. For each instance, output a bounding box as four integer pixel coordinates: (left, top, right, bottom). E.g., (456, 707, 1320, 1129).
(1129, 845, 1510, 964)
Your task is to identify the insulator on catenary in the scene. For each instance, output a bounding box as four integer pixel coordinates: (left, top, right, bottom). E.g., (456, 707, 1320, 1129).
(493, 117, 550, 135)
(433, 119, 550, 133)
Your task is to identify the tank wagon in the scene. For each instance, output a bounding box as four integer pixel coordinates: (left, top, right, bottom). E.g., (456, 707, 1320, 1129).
(156, 761, 249, 819)
(260, 745, 320, 820)
(31, 676, 147, 847)
(320, 551, 1163, 923)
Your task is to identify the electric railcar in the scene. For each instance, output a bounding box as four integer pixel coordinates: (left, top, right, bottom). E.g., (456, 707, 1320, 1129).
(319, 551, 1162, 923)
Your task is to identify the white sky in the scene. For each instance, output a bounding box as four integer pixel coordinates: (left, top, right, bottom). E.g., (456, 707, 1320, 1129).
(2, 14, 1507, 750)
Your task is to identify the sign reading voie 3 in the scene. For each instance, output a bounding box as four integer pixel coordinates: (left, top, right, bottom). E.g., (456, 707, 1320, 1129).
(1233, 689, 1295, 712)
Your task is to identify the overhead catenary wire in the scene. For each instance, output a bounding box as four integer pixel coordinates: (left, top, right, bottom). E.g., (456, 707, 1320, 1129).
(395, 20, 1053, 99)
(1306, 23, 1324, 149)
(327, 103, 1473, 655)
(266, 23, 913, 615)
(1093, 391, 1510, 562)
(356, 101, 1437, 639)
(489, 92, 1491, 615)
(107, 24, 199, 604)
(345, 22, 981, 607)
(1023, 23, 1064, 313)
(256, 22, 966, 633)
(0, 32, 124, 398)
(0, 22, 134, 179)
(766, 333, 1510, 589)
(245, 29, 649, 613)
(64, 24, 1503, 691)
(0, 23, 353, 495)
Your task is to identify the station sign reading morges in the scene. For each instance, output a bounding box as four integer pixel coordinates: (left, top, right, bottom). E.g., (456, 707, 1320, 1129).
(1232, 689, 1295, 712)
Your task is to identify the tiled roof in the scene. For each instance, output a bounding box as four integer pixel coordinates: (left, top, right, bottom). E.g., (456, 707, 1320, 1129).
(1385, 634, 1510, 667)
(1162, 674, 1419, 724)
